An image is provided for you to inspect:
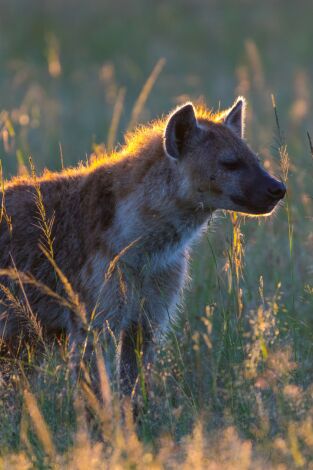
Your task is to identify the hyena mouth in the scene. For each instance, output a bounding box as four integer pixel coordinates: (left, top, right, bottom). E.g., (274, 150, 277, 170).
(230, 195, 279, 215)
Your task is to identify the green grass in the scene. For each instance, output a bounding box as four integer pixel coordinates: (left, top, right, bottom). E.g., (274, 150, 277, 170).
(0, 0, 313, 468)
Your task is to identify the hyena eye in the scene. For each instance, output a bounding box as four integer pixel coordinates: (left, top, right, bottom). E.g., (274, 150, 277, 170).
(220, 160, 245, 171)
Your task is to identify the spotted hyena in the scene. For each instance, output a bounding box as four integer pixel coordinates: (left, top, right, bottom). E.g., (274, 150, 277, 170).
(0, 97, 285, 396)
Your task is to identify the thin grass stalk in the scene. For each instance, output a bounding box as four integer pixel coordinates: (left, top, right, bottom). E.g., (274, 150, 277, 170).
(169, 330, 198, 414)
(9, 256, 46, 348)
(127, 58, 166, 131)
(39, 245, 88, 326)
(288, 421, 306, 467)
(271, 96, 294, 313)
(92, 236, 142, 323)
(0, 268, 75, 313)
(205, 234, 228, 401)
(107, 87, 126, 152)
(59, 142, 64, 170)
(134, 324, 147, 408)
(0, 159, 12, 232)
(95, 341, 112, 407)
(23, 387, 56, 459)
(230, 212, 244, 319)
(307, 131, 313, 160)
(29, 156, 55, 263)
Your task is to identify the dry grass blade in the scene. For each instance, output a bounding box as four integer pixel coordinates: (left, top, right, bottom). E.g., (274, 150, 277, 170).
(117, 398, 145, 465)
(288, 422, 306, 467)
(23, 388, 56, 459)
(307, 131, 313, 160)
(107, 87, 126, 152)
(0, 282, 26, 317)
(245, 40, 264, 90)
(79, 379, 115, 442)
(95, 342, 112, 407)
(9, 256, 45, 345)
(0, 268, 74, 312)
(104, 236, 142, 284)
(80, 380, 103, 417)
(19, 404, 33, 457)
(59, 142, 64, 170)
(39, 245, 88, 325)
(230, 212, 244, 283)
(91, 238, 141, 329)
(279, 143, 290, 184)
(73, 391, 89, 443)
(271, 94, 283, 145)
(228, 212, 244, 318)
(271, 94, 290, 184)
(0, 159, 12, 232)
(29, 156, 55, 262)
(127, 58, 166, 131)
(105, 319, 118, 352)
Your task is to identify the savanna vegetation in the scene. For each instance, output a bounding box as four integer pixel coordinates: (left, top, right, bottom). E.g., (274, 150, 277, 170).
(0, 0, 312, 468)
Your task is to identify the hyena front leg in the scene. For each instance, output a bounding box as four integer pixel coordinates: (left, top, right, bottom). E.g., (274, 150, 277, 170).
(118, 321, 154, 400)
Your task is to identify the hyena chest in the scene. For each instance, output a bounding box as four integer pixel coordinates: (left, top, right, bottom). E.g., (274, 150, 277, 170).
(79, 250, 187, 333)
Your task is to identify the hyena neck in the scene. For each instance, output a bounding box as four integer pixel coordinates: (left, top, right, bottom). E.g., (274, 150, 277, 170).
(98, 133, 213, 268)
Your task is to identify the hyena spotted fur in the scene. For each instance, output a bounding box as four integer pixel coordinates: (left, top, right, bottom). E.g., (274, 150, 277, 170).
(0, 98, 286, 396)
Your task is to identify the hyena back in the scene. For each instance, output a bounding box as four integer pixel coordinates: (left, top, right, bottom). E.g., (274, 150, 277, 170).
(0, 98, 285, 395)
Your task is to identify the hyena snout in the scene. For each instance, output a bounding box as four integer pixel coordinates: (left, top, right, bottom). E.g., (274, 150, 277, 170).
(231, 169, 286, 215)
(248, 171, 286, 214)
(265, 177, 286, 200)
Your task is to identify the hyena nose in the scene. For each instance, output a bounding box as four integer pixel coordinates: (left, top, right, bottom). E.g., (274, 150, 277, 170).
(267, 180, 286, 199)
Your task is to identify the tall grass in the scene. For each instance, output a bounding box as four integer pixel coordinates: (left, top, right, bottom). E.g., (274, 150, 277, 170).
(0, 4, 313, 467)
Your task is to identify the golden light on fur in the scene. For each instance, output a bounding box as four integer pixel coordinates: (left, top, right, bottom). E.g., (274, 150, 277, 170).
(0, 97, 285, 404)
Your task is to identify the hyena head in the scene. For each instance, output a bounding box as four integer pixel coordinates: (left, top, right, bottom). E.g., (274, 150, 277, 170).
(163, 98, 286, 215)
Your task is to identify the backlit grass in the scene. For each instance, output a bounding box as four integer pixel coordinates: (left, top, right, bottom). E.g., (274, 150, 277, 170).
(0, 1, 313, 468)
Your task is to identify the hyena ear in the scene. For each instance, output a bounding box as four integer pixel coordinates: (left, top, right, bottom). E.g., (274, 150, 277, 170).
(163, 103, 198, 159)
(224, 97, 246, 138)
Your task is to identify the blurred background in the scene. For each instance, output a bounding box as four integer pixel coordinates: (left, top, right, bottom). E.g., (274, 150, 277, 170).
(0, 0, 312, 175)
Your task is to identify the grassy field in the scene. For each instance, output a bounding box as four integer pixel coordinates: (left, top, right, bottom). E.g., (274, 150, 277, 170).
(0, 0, 313, 468)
